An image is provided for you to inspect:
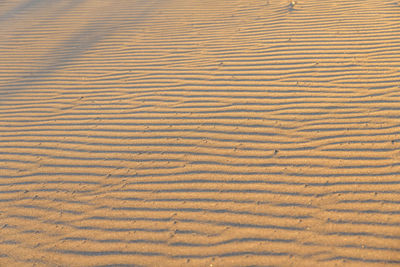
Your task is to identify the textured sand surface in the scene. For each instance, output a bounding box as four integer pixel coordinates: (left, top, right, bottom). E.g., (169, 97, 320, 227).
(1, 0, 400, 266)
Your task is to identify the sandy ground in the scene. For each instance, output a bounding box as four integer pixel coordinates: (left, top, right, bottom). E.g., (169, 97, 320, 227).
(1, 0, 400, 266)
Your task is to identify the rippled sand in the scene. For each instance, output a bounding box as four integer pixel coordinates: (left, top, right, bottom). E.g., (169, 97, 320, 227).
(1, 0, 400, 266)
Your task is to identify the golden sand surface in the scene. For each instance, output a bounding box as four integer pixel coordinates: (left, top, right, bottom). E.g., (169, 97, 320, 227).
(1, 0, 400, 266)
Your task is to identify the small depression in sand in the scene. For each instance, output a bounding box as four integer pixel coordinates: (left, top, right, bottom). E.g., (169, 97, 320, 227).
(0, 0, 400, 266)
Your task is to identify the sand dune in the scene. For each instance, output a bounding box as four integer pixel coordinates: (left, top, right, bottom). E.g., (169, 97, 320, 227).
(1, 0, 400, 266)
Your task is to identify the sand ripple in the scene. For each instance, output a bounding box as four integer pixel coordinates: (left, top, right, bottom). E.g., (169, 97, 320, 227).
(1, 0, 400, 266)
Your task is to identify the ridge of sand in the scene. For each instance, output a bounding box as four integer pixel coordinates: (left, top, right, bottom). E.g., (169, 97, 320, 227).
(1, 0, 400, 266)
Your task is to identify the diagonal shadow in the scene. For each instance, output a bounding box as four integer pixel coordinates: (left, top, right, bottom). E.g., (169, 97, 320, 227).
(0, 0, 161, 99)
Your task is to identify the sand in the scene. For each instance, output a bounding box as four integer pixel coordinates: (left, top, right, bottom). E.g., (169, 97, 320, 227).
(0, 0, 400, 266)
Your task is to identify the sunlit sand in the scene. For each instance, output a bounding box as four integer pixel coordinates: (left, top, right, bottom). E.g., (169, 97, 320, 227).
(1, 0, 400, 266)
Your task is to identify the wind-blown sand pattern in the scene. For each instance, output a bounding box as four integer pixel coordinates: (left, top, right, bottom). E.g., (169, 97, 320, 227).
(1, 0, 400, 266)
